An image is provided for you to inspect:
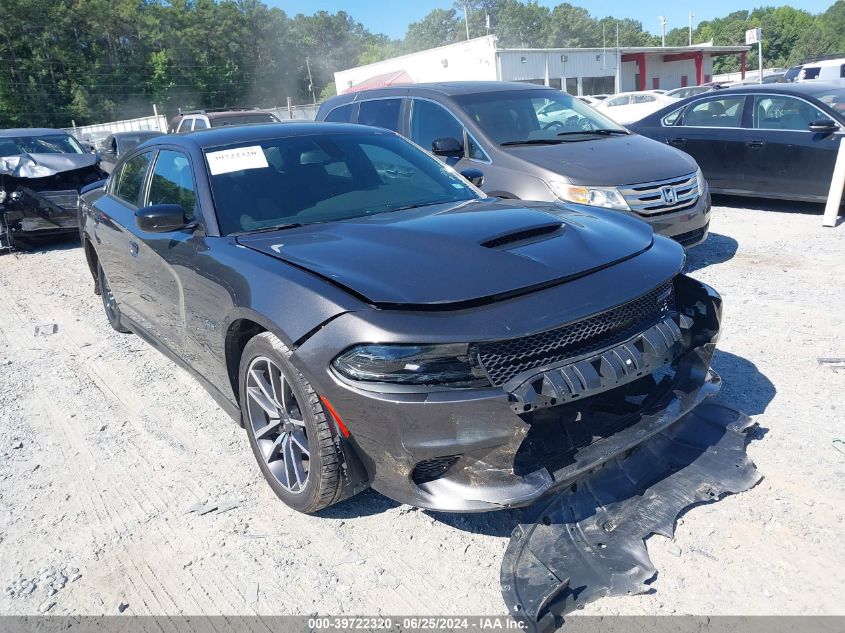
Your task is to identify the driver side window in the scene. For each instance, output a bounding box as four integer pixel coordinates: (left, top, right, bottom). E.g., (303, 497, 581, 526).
(410, 99, 465, 155)
(146, 150, 197, 221)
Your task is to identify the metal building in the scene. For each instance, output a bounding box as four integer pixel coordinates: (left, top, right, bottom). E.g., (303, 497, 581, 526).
(334, 35, 750, 96)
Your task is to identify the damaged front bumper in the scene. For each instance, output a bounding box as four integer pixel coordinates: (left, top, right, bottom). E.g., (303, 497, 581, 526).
(1, 158, 106, 247)
(304, 274, 724, 512)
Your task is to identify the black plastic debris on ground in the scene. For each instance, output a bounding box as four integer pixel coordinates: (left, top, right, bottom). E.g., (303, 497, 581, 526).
(500, 402, 762, 633)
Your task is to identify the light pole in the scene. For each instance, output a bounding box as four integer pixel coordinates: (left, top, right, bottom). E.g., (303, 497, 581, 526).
(659, 16, 667, 47)
(464, 3, 470, 40)
(689, 12, 694, 46)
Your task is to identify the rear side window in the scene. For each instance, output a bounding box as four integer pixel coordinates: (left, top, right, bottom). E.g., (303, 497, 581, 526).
(410, 99, 464, 154)
(114, 152, 152, 206)
(357, 99, 402, 132)
(681, 96, 745, 127)
(325, 103, 353, 123)
(147, 150, 197, 220)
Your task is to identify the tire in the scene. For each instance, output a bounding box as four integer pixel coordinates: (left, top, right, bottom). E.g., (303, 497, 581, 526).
(239, 332, 341, 513)
(97, 262, 131, 333)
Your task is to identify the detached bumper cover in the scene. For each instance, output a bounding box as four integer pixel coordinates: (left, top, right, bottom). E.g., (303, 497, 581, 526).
(501, 402, 762, 632)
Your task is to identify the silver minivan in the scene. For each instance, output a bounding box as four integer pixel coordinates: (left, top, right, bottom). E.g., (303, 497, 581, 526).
(317, 82, 711, 247)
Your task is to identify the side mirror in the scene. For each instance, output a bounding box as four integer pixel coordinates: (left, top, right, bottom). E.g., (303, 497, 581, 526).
(809, 119, 839, 133)
(135, 204, 188, 233)
(460, 168, 484, 187)
(431, 137, 464, 158)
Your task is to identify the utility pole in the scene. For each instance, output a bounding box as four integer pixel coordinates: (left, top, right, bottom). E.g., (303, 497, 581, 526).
(464, 3, 470, 40)
(305, 56, 315, 105)
(659, 16, 667, 47)
(689, 12, 694, 46)
(485, 13, 490, 35)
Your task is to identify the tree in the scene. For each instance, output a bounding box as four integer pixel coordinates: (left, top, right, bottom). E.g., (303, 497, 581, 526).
(404, 9, 463, 53)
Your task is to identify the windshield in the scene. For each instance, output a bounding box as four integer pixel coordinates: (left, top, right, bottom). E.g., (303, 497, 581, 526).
(0, 133, 84, 158)
(812, 87, 845, 115)
(206, 131, 479, 235)
(454, 89, 626, 145)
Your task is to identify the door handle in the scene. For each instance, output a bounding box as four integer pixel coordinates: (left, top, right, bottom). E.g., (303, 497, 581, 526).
(747, 140, 765, 148)
(668, 138, 687, 146)
(129, 241, 139, 257)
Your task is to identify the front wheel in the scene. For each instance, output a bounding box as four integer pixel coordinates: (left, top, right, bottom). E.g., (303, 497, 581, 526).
(97, 262, 131, 333)
(239, 332, 342, 513)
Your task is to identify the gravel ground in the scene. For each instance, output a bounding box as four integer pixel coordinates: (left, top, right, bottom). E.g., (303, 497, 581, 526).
(0, 199, 843, 618)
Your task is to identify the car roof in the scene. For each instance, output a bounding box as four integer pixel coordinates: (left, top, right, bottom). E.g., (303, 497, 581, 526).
(138, 122, 383, 151)
(802, 58, 845, 68)
(327, 81, 557, 102)
(112, 130, 162, 137)
(0, 128, 71, 138)
(704, 81, 845, 96)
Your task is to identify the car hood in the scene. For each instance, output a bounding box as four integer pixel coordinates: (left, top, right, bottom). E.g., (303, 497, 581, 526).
(236, 199, 654, 308)
(502, 134, 697, 186)
(0, 152, 99, 179)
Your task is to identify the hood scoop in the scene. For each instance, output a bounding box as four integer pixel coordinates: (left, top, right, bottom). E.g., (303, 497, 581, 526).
(481, 222, 564, 249)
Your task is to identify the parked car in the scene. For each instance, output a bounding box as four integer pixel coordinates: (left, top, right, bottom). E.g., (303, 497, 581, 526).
(169, 107, 280, 133)
(0, 128, 107, 249)
(665, 86, 713, 100)
(628, 82, 845, 202)
(796, 58, 845, 85)
(786, 54, 845, 82)
(99, 130, 163, 174)
(317, 82, 711, 247)
(593, 91, 678, 124)
(79, 122, 724, 513)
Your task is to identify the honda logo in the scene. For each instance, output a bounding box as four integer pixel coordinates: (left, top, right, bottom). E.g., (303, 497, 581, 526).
(660, 186, 678, 205)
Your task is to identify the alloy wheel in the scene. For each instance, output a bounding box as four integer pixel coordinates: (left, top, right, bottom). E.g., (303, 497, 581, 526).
(245, 356, 310, 493)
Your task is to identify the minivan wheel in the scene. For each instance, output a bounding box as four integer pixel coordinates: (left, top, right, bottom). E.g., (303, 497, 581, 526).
(97, 262, 131, 333)
(239, 332, 341, 513)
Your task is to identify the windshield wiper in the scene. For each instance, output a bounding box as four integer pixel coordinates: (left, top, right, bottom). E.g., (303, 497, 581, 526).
(557, 128, 630, 136)
(500, 139, 567, 146)
(235, 222, 303, 235)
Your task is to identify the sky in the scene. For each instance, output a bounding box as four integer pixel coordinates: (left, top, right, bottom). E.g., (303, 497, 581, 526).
(269, 0, 832, 39)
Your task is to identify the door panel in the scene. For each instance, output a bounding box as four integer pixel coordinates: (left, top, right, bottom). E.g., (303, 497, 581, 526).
(128, 149, 200, 355)
(93, 151, 153, 321)
(673, 95, 750, 192)
(747, 95, 842, 199)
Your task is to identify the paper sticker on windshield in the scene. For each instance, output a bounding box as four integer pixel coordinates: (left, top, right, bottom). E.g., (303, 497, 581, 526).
(206, 146, 268, 175)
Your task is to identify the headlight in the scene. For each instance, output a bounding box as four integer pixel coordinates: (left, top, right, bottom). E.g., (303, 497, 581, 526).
(332, 343, 490, 387)
(695, 167, 707, 197)
(0, 189, 6, 204)
(548, 181, 630, 210)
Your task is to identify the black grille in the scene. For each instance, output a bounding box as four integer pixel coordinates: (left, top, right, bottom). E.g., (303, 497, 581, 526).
(476, 280, 676, 386)
(673, 226, 707, 247)
(411, 455, 461, 485)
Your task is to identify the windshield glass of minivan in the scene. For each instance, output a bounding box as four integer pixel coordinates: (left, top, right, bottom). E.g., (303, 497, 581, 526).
(812, 87, 845, 115)
(454, 89, 627, 145)
(206, 132, 479, 235)
(0, 133, 84, 157)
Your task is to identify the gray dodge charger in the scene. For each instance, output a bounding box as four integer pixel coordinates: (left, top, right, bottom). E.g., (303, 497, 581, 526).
(79, 123, 723, 513)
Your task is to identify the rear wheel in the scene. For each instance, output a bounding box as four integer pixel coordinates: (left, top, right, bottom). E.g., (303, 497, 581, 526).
(239, 332, 341, 513)
(97, 262, 131, 333)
